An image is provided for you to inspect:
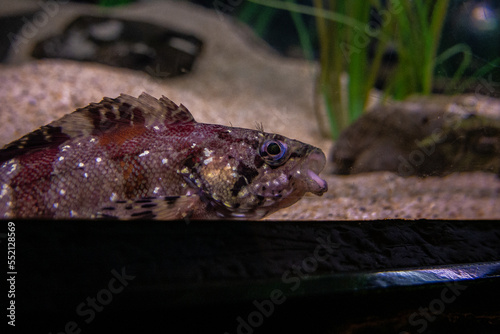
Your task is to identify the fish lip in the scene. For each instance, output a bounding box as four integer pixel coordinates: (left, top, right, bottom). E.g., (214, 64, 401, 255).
(301, 147, 328, 196)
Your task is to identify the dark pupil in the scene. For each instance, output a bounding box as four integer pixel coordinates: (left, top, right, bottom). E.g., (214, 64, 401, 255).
(267, 142, 281, 155)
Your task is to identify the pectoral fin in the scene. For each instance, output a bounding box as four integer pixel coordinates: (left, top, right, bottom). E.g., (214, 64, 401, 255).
(97, 195, 200, 220)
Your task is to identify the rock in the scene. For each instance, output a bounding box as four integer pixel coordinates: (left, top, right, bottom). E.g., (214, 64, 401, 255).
(330, 94, 500, 176)
(31, 15, 202, 78)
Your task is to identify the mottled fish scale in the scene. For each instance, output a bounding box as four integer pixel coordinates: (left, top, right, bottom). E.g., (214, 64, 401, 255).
(0, 93, 327, 219)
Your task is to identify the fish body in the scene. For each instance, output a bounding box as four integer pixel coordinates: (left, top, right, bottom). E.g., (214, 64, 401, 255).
(0, 93, 327, 219)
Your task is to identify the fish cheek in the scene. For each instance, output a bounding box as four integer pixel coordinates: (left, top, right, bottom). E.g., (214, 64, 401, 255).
(195, 157, 240, 207)
(198, 157, 266, 210)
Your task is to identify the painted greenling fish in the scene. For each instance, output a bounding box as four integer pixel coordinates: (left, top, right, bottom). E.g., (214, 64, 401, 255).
(0, 93, 327, 219)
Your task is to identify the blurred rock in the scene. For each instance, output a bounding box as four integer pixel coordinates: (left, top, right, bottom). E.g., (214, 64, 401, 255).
(31, 15, 202, 78)
(330, 94, 500, 176)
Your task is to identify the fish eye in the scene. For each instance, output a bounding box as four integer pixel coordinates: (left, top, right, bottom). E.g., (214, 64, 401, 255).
(267, 142, 281, 156)
(259, 140, 288, 166)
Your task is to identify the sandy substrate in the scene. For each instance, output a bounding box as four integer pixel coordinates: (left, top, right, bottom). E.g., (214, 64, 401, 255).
(0, 0, 498, 220)
(267, 172, 500, 220)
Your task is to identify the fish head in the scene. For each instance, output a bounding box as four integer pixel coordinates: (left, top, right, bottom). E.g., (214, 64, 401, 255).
(183, 126, 328, 219)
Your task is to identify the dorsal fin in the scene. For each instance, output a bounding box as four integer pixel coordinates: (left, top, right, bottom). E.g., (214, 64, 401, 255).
(69, 93, 195, 135)
(0, 93, 195, 162)
(156, 95, 195, 124)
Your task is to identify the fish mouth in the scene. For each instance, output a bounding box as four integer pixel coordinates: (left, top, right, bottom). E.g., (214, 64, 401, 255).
(301, 147, 328, 196)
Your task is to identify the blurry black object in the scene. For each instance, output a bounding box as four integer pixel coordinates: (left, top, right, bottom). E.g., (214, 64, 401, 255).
(0, 12, 36, 62)
(32, 15, 203, 78)
(9, 219, 500, 333)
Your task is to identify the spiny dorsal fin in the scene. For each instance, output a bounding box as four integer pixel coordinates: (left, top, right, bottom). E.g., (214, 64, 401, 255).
(114, 93, 195, 125)
(0, 93, 195, 162)
(61, 93, 195, 136)
(156, 95, 195, 124)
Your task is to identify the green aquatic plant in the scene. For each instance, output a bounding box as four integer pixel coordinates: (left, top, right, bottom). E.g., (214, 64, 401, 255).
(244, 0, 477, 139)
(238, 1, 278, 39)
(384, 0, 451, 99)
(311, 0, 376, 138)
(238, 0, 316, 61)
(242, 0, 377, 137)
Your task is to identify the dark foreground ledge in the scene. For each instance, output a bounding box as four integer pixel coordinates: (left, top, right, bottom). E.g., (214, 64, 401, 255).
(3, 219, 500, 333)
